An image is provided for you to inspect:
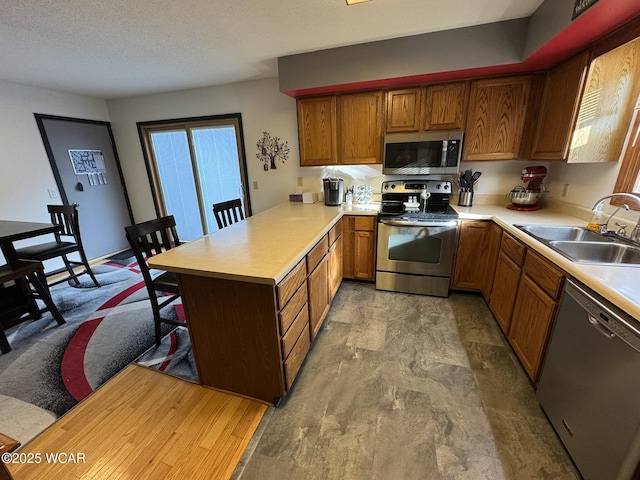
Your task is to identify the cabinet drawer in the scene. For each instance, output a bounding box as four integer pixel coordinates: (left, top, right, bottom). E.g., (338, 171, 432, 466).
(277, 259, 307, 309)
(328, 220, 343, 245)
(281, 304, 309, 359)
(284, 323, 310, 390)
(353, 216, 376, 231)
(307, 234, 329, 273)
(523, 250, 565, 299)
(279, 281, 308, 334)
(501, 232, 526, 266)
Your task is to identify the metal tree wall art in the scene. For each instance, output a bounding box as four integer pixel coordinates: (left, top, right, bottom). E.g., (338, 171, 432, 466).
(256, 131, 290, 170)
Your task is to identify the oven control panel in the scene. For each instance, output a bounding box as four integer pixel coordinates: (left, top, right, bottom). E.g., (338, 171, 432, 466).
(382, 180, 452, 194)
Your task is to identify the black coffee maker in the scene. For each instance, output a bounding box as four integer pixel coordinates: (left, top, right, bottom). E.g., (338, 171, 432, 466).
(323, 177, 344, 206)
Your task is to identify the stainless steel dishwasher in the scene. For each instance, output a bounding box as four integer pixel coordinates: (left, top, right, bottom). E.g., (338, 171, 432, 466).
(537, 279, 640, 480)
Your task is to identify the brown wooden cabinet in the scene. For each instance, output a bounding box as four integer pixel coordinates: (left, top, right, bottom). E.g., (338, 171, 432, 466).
(308, 254, 330, 340)
(531, 50, 591, 161)
(386, 88, 423, 132)
(328, 220, 343, 299)
(451, 220, 500, 292)
(463, 75, 532, 160)
(508, 250, 565, 382)
(297, 91, 384, 165)
(343, 215, 377, 281)
(297, 96, 338, 166)
(488, 232, 526, 334)
(423, 82, 469, 131)
(509, 276, 557, 381)
(339, 91, 385, 164)
(568, 36, 640, 163)
(277, 259, 310, 391)
(480, 222, 502, 301)
(385, 82, 468, 133)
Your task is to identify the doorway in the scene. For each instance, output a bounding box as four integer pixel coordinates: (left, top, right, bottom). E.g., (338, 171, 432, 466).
(35, 114, 134, 260)
(138, 114, 251, 241)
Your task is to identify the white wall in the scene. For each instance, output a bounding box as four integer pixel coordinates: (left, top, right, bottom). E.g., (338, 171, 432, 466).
(0, 80, 109, 263)
(0, 80, 109, 222)
(106, 78, 300, 221)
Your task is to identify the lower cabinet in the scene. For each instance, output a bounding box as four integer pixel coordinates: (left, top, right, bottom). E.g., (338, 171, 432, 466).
(277, 260, 311, 392)
(458, 222, 568, 384)
(488, 232, 526, 333)
(508, 274, 557, 382)
(328, 220, 343, 298)
(343, 215, 377, 281)
(308, 254, 330, 340)
(508, 250, 565, 382)
(451, 220, 501, 295)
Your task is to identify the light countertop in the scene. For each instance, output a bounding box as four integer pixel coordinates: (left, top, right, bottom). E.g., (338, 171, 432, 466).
(453, 203, 640, 321)
(149, 202, 345, 285)
(150, 199, 640, 320)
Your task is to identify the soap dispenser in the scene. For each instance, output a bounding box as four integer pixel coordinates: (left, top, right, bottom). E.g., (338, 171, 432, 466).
(586, 204, 608, 233)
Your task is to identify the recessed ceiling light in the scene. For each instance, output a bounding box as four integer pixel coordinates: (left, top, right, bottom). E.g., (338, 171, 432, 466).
(346, 0, 372, 5)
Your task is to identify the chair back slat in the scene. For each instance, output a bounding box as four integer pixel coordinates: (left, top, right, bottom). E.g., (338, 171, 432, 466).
(212, 199, 245, 230)
(125, 216, 181, 270)
(47, 204, 80, 240)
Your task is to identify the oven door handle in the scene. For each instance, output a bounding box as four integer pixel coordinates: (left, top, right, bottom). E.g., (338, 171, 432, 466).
(379, 218, 458, 227)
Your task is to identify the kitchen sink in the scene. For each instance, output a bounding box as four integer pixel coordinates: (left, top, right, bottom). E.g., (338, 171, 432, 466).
(516, 224, 640, 266)
(517, 225, 613, 243)
(548, 241, 640, 266)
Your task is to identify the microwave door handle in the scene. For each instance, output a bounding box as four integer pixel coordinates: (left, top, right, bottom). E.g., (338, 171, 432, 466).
(441, 140, 447, 167)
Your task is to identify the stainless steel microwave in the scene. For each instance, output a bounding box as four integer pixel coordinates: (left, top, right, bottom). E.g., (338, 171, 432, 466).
(383, 130, 464, 175)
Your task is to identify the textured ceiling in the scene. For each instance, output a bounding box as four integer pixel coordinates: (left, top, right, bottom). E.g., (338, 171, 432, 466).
(0, 0, 544, 99)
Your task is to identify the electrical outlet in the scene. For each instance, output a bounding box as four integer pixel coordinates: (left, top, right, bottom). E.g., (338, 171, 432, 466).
(561, 184, 569, 197)
(47, 188, 58, 198)
(253, 181, 259, 190)
(297, 177, 303, 187)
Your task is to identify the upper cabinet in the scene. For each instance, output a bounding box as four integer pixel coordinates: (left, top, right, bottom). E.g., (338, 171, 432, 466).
(297, 96, 338, 166)
(462, 75, 532, 161)
(385, 82, 468, 133)
(423, 82, 469, 131)
(567, 36, 640, 163)
(297, 27, 640, 166)
(530, 50, 591, 161)
(339, 91, 384, 165)
(385, 88, 422, 132)
(297, 91, 383, 166)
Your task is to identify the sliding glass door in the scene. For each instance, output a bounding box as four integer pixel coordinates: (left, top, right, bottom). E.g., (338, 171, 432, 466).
(139, 115, 250, 241)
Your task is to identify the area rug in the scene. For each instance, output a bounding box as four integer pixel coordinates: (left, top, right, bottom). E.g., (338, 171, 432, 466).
(0, 253, 197, 425)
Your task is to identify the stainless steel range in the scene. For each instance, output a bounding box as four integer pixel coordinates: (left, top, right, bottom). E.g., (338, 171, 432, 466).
(376, 180, 458, 297)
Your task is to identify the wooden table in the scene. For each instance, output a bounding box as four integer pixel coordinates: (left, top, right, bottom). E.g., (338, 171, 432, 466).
(7, 365, 266, 480)
(0, 220, 61, 264)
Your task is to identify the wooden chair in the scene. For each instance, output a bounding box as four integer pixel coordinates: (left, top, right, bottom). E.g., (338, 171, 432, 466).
(212, 199, 245, 229)
(16, 204, 100, 288)
(124, 215, 183, 346)
(0, 260, 66, 354)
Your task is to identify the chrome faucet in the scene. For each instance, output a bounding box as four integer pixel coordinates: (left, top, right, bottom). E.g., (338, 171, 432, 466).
(605, 204, 629, 233)
(590, 193, 640, 240)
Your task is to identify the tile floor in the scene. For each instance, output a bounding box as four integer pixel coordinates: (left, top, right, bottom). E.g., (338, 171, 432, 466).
(233, 282, 581, 480)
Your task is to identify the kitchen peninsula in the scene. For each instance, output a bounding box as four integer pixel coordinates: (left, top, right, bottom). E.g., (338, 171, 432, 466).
(150, 198, 640, 405)
(149, 201, 372, 404)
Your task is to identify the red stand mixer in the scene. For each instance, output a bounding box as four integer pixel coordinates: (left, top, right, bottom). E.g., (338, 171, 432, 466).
(507, 166, 547, 211)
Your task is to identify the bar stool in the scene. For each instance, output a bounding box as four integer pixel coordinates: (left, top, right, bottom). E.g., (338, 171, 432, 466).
(0, 260, 66, 354)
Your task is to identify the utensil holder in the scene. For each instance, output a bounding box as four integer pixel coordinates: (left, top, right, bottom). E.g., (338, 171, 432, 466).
(458, 191, 473, 207)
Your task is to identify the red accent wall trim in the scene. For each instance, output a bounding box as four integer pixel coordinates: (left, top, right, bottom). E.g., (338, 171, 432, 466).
(284, 0, 640, 98)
